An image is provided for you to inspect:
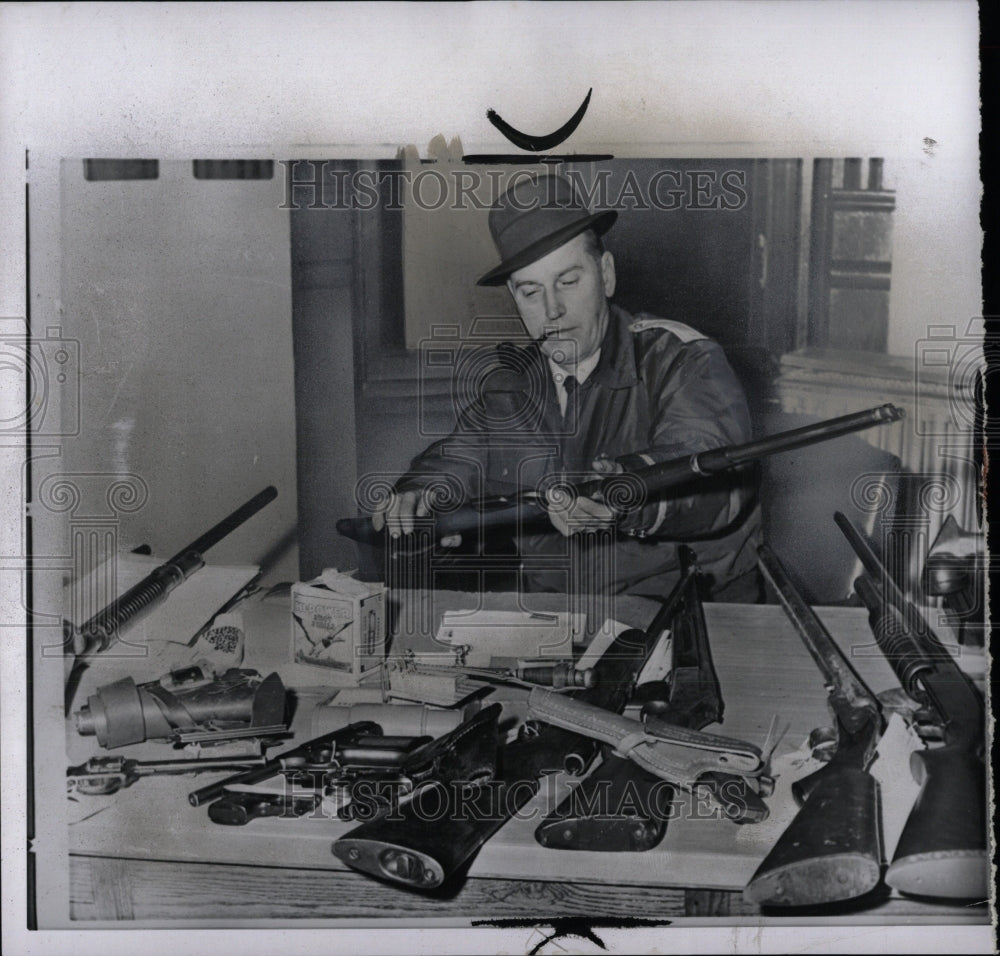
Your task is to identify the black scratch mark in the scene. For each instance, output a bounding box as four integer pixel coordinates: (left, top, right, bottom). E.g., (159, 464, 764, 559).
(487, 89, 593, 152)
(472, 916, 672, 955)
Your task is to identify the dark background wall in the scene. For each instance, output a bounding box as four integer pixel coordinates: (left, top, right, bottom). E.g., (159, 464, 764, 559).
(290, 158, 804, 578)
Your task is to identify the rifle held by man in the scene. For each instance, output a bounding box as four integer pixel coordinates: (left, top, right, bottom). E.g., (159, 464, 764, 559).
(337, 406, 903, 546)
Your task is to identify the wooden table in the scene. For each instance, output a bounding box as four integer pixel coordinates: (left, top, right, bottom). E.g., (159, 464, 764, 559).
(63, 590, 990, 927)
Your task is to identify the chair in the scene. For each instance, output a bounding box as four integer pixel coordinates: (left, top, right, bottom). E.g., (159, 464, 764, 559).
(759, 409, 901, 606)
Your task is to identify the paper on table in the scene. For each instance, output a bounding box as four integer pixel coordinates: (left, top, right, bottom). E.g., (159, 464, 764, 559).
(434, 609, 585, 664)
(735, 713, 921, 857)
(576, 618, 673, 687)
(869, 713, 923, 859)
(63, 552, 259, 680)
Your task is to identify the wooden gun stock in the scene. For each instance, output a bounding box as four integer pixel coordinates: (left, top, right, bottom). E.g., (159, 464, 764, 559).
(888, 744, 987, 899)
(852, 569, 987, 900)
(745, 546, 884, 907)
(744, 766, 881, 907)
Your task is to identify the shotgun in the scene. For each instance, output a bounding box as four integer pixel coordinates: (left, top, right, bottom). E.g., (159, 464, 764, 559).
(337, 405, 903, 546)
(745, 545, 885, 906)
(331, 567, 692, 891)
(64, 486, 278, 713)
(838, 512, 987, 900)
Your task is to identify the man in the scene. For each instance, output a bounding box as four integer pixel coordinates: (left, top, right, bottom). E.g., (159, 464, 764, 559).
(373, 173, 761, 601)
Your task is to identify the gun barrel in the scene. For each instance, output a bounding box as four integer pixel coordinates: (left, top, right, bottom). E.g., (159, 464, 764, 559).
(852, 574, 937, 697)
(338, 406, 903, 545)
(169, 485, 278, 564)
(758, 546, 880, 735)
(188, 721, 382, 806)
(581, 404, 903, 498)
(833, 510, 924, 616)
(72, 486, 278, 659)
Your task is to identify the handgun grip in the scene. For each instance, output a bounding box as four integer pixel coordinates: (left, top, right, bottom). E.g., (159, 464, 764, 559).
(886, 743, 987, 899)
(744, 765, 881, 906)
(535, 753, 670, 852)
(208, 791, 321, 826)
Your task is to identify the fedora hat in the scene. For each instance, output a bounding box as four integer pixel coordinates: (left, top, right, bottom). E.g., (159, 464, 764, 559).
(477, 173, 617, 286)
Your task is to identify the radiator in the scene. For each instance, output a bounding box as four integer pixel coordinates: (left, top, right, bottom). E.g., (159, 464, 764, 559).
(776, 345, 983, 594)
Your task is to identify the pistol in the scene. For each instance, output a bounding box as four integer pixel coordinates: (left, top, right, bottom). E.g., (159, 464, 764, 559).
(188, 720, 412, 809)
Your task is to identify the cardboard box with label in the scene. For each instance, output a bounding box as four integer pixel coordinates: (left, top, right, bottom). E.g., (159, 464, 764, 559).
(291, 569, 386, 680)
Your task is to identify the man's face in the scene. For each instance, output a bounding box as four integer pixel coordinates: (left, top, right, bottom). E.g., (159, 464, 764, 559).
(507, 232, 616, 369)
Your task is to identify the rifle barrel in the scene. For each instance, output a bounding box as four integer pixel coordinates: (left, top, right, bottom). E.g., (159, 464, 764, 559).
(758, 545, 879, 735)
(76, 485, 278, 653)
(836, 512, 953, 663)
(578, 404, 903, 498)
(65, 487, 278, 713)
(833, 510, 912, 610)
(169, 485, 278, 564)
(338, 405, 903, 545)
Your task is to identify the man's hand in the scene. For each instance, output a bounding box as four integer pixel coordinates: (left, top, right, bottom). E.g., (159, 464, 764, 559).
(545, 488, 616, 536)
(371, 489, 461, 547)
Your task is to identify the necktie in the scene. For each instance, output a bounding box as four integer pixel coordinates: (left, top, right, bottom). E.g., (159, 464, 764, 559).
(563, 375, 578, 436)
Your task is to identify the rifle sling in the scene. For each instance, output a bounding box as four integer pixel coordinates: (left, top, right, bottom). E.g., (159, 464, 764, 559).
(527, 688, 761, 789)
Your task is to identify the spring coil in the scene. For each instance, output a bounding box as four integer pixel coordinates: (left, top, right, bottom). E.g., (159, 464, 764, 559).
(80, 566, 183, 651)
(870, 607, 934, 698)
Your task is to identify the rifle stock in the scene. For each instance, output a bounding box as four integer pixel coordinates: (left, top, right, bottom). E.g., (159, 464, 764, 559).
(535, 758, 671, 852)
(744, 765, 881, 907)
(888, 745, 987, 899)
(850, 564, 987, 900)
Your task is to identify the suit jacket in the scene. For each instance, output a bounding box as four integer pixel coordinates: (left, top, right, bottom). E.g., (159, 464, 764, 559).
(399, 305, 761, 600)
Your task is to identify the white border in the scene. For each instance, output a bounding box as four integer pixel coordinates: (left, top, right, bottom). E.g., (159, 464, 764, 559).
(1, 3, 989, 954)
